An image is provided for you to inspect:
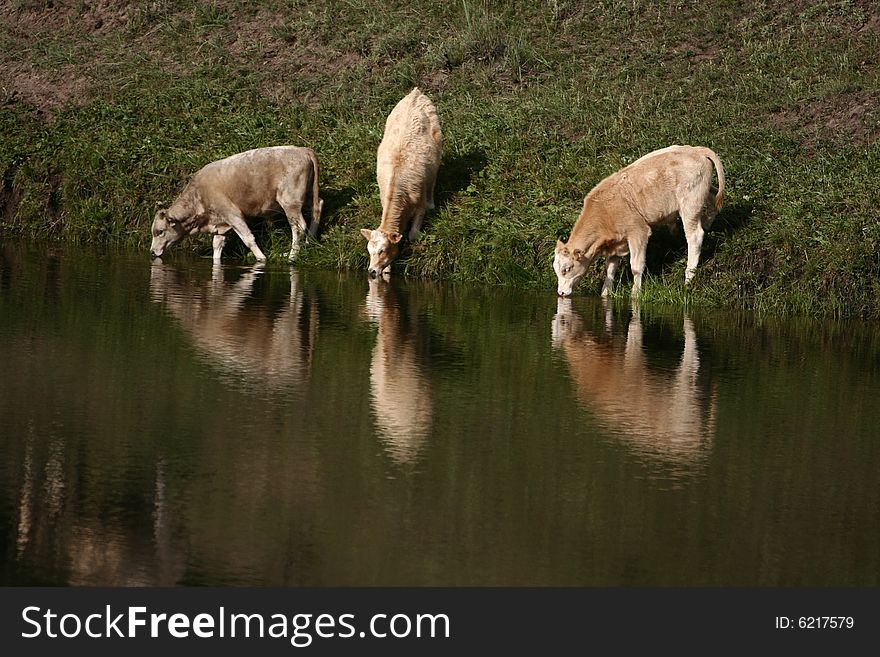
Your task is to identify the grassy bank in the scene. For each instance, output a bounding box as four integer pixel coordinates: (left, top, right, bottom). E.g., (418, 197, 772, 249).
(1, 0, 878, 317)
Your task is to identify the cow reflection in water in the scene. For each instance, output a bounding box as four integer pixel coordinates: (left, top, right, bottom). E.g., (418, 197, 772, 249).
(15, 436, 183, 585)
(363, 279, 432, 465)
(552, 299, 716, 470)
(149, 261, 318, 386)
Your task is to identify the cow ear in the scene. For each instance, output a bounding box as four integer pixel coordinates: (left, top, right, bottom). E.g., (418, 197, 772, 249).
(360, 229, 373, 241)
(572, 248, 583, 260)
(555, 239, 566, 252)
(388, 232, 402, 244)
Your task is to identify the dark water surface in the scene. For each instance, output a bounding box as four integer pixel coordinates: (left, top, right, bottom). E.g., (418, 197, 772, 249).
(1, 241, 878, 586)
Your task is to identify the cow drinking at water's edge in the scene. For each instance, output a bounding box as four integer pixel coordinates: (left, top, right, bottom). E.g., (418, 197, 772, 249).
(553, 145, 725, 297)
(361, 87, 442, 278)
(150, 145, 323, 263)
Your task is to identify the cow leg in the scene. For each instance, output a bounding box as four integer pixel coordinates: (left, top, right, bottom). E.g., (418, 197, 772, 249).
(426, 172, 437, 211)
(211, 233, 227, 263)
(601, 255, 622, 298)
(409, 204, 427, 242)
(226, 212, 267, 262)
(681, 211, 705, 285)
(280, 200, 307, 262)
(627, 231, 649, 297)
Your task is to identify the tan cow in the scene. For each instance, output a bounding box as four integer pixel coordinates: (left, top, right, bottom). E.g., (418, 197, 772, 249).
(360, 88, 442, 278)
(551, 299, 716, 471)
(554, 145, 725, 297)
(151, 145, 323, 263)
(363, 278, 433, 465)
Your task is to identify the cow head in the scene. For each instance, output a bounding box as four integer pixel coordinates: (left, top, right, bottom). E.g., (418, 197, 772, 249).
(553, 240, 590, 297)
(360, 228, 402, 278)
(150, 210, 186, 258)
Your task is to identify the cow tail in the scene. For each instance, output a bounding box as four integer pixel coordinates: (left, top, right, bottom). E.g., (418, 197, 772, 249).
(703, 148, 725, 213)
(308, 148, 322, 238)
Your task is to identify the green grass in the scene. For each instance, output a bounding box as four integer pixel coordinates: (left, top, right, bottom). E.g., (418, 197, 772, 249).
(1, 0, 878, 317)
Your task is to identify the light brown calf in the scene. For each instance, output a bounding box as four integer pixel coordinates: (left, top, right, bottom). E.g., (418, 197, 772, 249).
(554, 145, 725, 297)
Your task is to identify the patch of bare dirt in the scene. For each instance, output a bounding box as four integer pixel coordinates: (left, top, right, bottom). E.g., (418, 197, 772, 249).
(225, 8, 372, 103)
(294, 50, 364, 78)
(0, 0, 135, 34)
(226, 9, 286, 60)
(420, 68, 450, 94)
(670, 42, 721, 63)
(771, 91, 879, 147)
(0, 1, 135, 116)
(857, 11, 880, 33)
(1, 62, 92, 118)
(255, 50, 368, 106)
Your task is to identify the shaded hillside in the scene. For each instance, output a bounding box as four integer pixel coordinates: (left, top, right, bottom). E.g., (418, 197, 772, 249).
(1, 0, 878, 316)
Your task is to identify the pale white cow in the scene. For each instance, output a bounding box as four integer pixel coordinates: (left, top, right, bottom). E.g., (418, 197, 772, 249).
(151, 145, 323, 263)
(361, 88, 442, 278)
(554, 145, 725, 297)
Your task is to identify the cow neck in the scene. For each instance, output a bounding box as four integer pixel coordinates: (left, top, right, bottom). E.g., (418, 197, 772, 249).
(379, 167, 406, 234)
(379, 212, 403, 236)
(180, 213, 203, 235)
(379, 191, 409, 236)
(173, 188, 205, 235)
(567, 197, 603, 255)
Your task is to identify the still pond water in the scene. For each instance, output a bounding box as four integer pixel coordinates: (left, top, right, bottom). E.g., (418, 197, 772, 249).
(1, 241, 879, 586)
